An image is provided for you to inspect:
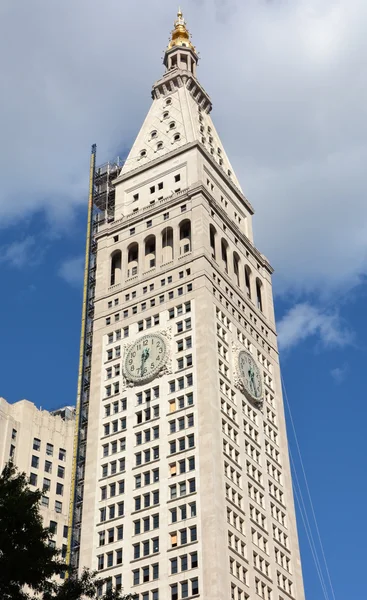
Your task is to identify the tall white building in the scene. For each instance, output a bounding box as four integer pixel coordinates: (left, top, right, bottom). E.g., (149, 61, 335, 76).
(71, 10, 305, 600)
(0, 398, 75, 567)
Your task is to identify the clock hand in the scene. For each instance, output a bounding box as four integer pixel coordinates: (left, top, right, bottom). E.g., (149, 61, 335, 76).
(140, 348, 150, 373)
(248, 368, 256, 394)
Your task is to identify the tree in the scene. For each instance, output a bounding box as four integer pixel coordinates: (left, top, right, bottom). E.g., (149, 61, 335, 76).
(0, 463, 136, 600)
(0, 462, 65, 600)
(43, 567, 137, 600)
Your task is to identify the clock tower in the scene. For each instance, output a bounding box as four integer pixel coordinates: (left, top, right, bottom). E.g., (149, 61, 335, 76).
(70, 10, 306, 600)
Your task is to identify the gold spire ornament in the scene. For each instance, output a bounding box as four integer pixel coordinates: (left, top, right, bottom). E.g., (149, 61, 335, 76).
(167, 8, 196, 52)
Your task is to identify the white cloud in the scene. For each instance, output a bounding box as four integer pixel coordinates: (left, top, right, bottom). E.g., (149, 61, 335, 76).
(0, 237, 37, 268)
(1, 0, 367, 295)
(58, 256, 84, 287)
(277, 302, 353, 350)
(330, 364, 348, 384)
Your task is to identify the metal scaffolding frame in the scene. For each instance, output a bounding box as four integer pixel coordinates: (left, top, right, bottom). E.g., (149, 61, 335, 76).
(66, 145, 123, 570)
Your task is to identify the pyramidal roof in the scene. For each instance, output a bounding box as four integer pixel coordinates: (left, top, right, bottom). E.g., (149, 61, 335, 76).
(120, 10, 242, 192)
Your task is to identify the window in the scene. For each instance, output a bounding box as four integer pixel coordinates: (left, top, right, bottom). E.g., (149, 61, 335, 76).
(33, 438, 40, 451)
(39, 496, 48, 509)
(171, 557, 178, 574)
(143, 540, 149, 556)
(190, 526, 197, 542)
(100, 508, 107, 522)
(115, 575, 122, 591)
(59, 448, 66, 461)
(55, 500, 62, 513)
(56, 482, 64, 496)
(191, 551, 198, 568)
(171, 584, 178, 600)
(181, 529, 187, 544)
(31, 455, 39, 468)
(43, 478, 51, 491)
(163, 212, 169, 220)
(46, 443, 53, 456)
(256, 278, 263, 312)
(49, 520, 57, 534)
(181, 581, 188, 598)
(57, 466, 65, 479)
(133, 570, 140, 586)
(107, 552, 113, 568)
(153, 490, 159, 505)
(29, 473, 37, 486)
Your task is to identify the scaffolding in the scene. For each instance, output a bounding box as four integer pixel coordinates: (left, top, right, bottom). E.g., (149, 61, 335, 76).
(66, 145, 123, 571)
(94, 159, 122, 223)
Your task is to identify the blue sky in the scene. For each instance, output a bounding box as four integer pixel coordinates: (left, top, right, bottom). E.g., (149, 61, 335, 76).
(1, 1, 367, 598)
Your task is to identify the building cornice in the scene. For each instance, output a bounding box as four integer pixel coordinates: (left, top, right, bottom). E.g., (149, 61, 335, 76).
(96, 179, 273, 275)
(151, 69, 212, 113)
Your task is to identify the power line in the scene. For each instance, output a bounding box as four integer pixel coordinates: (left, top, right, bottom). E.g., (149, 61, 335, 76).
(281, 372, 336, 600)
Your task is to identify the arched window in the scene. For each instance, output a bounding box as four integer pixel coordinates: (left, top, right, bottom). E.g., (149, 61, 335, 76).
(162, 227, 174, 263)
(110, 250, 122, 286)
(233, 252, 240, 287)
(221, 239, 228, 273)
(245, 265, 252, 299)
(179, 219, 191, 255)
(127, 243, 139, 278)
(209, 224, 216, 259)
(144, 235, 156, 271)
(256, 278, 263, 312)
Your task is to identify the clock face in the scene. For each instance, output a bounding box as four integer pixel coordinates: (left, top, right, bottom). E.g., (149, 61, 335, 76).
(123, 334, 168, 384)
(238, 350, 263, 403)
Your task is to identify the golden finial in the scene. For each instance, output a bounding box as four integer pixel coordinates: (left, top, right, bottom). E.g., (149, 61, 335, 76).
(167, 8, 196, 52)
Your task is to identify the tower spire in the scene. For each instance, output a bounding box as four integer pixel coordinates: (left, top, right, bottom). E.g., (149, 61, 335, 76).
(167, 8, 196, 52)
(164, 8, 198, 75)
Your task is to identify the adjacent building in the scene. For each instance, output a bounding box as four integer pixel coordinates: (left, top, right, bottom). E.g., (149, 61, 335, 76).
(70, 10, 306, 600)
(0, 397, 75, 566)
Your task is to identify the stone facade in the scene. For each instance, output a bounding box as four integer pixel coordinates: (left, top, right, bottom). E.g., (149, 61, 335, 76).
(76, 11, 305, 600)
(0, 397, 75, 569)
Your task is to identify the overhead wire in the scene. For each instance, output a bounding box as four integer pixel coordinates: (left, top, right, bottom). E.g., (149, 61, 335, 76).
(289, 448, 330, 600)
(281, 372, 336, 600)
